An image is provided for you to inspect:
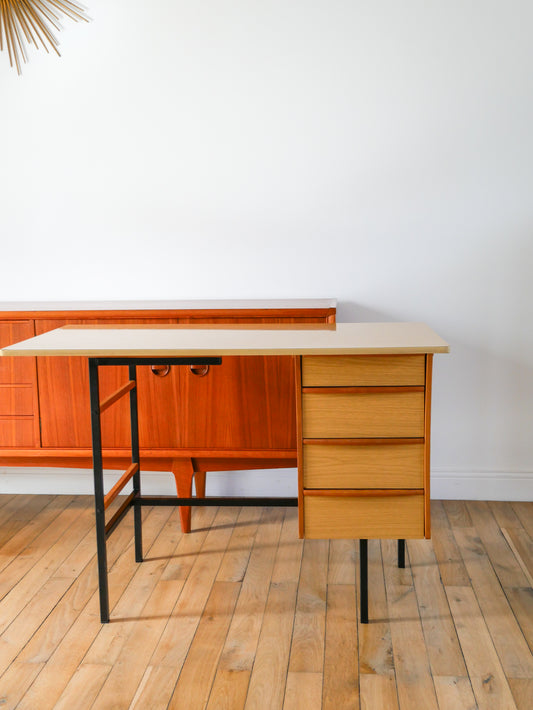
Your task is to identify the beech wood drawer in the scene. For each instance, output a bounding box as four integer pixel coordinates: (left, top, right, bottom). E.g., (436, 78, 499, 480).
(303, 442, 424, 489)
(0, 385, 34, 416)
(303, 493, 425, 539)
(302, 355, 426, 387)
(302, 391, 425, 438)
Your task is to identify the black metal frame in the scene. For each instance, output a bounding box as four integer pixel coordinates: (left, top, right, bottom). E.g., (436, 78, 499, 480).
(88, 356, 302, 623)
(88, 356, 407, 624)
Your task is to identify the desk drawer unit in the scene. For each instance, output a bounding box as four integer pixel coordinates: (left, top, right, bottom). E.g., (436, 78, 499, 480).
(297, 354, 433, 540)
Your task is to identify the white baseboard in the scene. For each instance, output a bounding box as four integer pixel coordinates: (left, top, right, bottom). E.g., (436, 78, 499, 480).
(1, 466, 531, 501)
(431, 468, 533, 501)
(0, 467, 298, 497)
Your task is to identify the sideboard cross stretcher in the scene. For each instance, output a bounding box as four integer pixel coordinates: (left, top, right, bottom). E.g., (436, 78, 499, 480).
(0, 322, 449, 624)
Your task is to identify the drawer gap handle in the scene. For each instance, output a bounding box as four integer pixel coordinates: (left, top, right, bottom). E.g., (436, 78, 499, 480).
(190, 364, 209, 377)
(303, 488, 423, 497)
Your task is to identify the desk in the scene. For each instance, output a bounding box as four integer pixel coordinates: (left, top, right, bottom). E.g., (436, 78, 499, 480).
(1, 322, 449, 623)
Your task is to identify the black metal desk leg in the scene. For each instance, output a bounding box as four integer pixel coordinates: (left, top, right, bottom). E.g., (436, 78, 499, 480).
(360, 539, 368, 624)
(398, 539, 406, 568)
(89, 359, 110, 624)
(129, 365, 143, 563)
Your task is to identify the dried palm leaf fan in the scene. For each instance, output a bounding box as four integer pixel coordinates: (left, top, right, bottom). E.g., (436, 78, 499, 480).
(0, 0, 89, 74)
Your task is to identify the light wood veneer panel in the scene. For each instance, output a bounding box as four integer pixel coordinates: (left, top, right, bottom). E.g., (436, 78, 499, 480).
(303, 442, 424, 489)
(303, 494, 425, 539)
(302, 354, 426, 387)
(302, 391, 425, 438)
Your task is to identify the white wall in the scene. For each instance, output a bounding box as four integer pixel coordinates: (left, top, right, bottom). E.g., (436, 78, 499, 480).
(1, 1, 532, 499)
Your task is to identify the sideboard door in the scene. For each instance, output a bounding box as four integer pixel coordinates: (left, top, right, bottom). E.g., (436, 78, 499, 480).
(136, 355, 296, 449)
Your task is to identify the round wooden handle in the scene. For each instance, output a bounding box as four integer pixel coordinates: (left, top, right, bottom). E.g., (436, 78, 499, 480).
(151, 365, 170, 377)
(190, 364, 210, 377)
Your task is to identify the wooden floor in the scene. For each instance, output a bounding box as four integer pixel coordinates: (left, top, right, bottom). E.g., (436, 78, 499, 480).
(0, 496, 531, 709)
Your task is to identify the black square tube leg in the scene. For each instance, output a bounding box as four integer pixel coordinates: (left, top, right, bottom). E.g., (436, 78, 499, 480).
(89, 359, 110, 623)
(128, 365, 143, 563)
(398, 539, 406, 568)
(360, 539, 368, 624)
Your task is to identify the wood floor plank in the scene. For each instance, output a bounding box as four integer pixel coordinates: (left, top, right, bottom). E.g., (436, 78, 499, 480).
(127, 665, 178, 710)
(322, 585, 358, 710)
(0, 495, 75, 578)
(0, 493, 16, 509)
(360, 675, 399, 710)
(0, 576, 74, 676)
(0, 659, 44, 710)
(216, 506, 261, 583)
(433, 676, 477, 710)
(409, 538, 467, 677)
(443, 500, 473, 528)
(284, 671, 323, 710)
(511, 502, 533, 538)
(288, 539, 328, 673)
(467, 501, 529, 588)
(17, 511, 134, 666)
(1, 497, 531, 710)
(0, 499, 92, 627)
(508, 678, 533, 710)
(0, 494, 59, 561)
(205, 669, 250, 710)
(454, 527, 533, 679)
(89, 509, 187, 709)
(430, 501, 470, 587)
(83, 506, 176, 665)
(504, 587, 533, 653)
(501, 527, 533, 587)
(16, 506, 171, 710)
(358, 541, 394, 677)
(489, 501, 525, 531)
(140, 505, 240, 707)
(218, 507, 285, 672)
(446, 586, 518, 710)
(327, 538, 356, 585)
(272, 507, 303, 585)
(161, 505, 219, 581)
(168, 581, 241, 710)
(53, 663, 111, 710)
(243, 581, 298, 710)
(382, 539, 439, 710)
(92, 579, 183, 709)
(0, 495, 59, 550)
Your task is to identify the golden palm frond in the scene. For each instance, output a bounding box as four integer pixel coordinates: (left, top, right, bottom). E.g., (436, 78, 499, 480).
(0, 0, 89, 74)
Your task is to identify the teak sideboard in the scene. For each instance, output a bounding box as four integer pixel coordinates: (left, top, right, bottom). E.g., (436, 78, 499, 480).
(0, 299, 336, 531)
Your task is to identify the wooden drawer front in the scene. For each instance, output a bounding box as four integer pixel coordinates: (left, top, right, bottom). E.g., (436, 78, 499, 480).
(302, 391, 425, 438)
(303, 442, 424, 489)
(0, 417, 35, 447)
(0, 321, 35, 384)
(302, 355, 425, 387)
(0, 385, 34, 416)
(303, 494, 424, 539)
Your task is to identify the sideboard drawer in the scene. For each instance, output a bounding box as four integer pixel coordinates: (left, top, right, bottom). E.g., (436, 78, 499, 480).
(303, 493, 425, 539)
(302, 391, 425, 438)
(302, 355, 425, 387)
(303, 442, 424, 489)
(0, 417, 35, 447)
(0, 385, 34, 416)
